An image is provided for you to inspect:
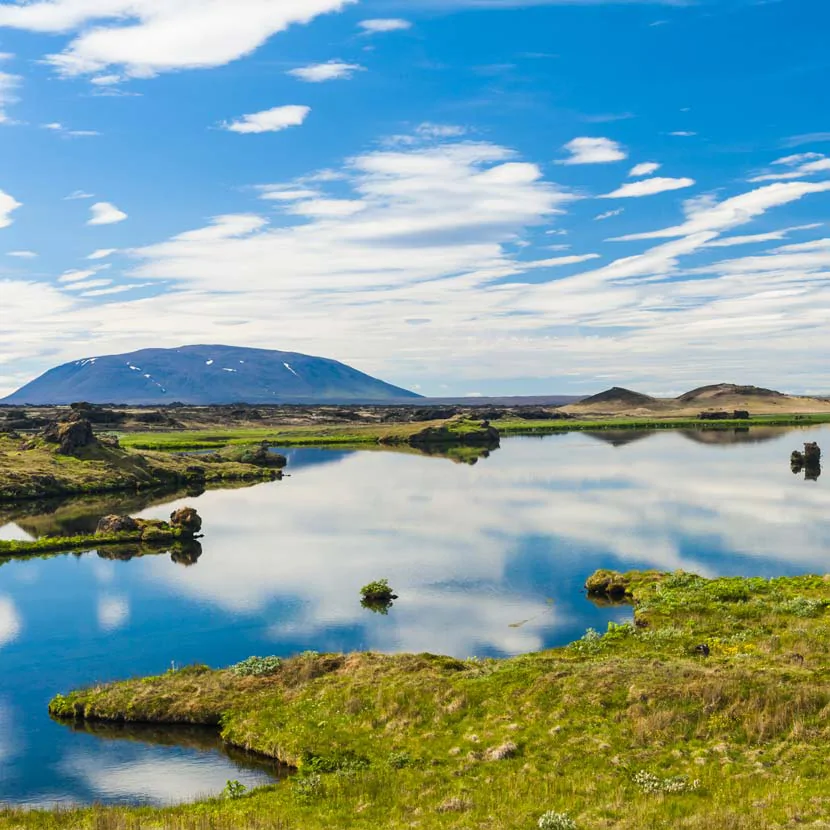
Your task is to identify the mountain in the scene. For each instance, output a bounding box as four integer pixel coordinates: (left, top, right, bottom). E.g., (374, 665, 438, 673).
(1, 345, 422, 405)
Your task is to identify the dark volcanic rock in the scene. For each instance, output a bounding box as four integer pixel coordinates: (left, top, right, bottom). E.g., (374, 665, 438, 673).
(170, 507, 203, 534)
(43, 419, 96, 455)
(96, 515, 140, 535)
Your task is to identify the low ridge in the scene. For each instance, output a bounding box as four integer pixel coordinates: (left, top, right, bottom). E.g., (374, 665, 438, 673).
(1, 345, 421, 406)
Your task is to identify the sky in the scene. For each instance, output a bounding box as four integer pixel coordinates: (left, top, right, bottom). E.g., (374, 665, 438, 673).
(0, 0, 829, 398)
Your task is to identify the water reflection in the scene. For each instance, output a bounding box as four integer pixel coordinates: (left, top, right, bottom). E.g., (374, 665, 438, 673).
(52, 722, 283, 807)
(0, 427, 829, 807)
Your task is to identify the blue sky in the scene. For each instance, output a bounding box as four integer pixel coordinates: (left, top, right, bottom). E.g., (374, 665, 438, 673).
(1, 0, 829, 398)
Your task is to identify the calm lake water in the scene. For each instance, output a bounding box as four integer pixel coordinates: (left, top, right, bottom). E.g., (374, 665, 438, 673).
(0, 428, 828, 806)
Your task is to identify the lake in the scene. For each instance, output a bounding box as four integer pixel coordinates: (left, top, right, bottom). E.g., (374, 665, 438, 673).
(0, 427, 828, 807)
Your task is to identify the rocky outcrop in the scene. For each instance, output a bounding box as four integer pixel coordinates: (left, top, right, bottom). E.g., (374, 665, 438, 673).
(42, 418, 96, 455)
(96, 515, 140, 534)
(585, 570, 633, 601)
(792, 443, 821, 481)
(402, 419, 501, 449)
(170, 507, 203, 534)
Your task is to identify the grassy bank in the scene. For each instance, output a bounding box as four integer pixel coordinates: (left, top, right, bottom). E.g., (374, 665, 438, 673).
(0, 528, 188, 557)
(120, 419, 497, 452)
(0, 433, 279, 503)
(118, 413, 830, 453)
(498, 412, 830, 435)
(10, 569, 825, 829)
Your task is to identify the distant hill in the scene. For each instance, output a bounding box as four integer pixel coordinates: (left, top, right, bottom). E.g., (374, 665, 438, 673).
(677, 384, 785, 403)
(563, 382, 830, 418)
(1, 345, 421, 405)
(580, 387, 658, 407)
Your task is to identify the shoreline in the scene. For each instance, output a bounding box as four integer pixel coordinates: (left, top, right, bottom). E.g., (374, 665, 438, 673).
(26, 568, 830, 830)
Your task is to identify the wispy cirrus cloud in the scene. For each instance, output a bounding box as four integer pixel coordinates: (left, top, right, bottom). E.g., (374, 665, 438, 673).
(601, 176, 695, 198)
(358, 19, 412, 34)
(222, 105, 310, 134)
(288, 61, 363, 82)
(0, 70, 20, 123)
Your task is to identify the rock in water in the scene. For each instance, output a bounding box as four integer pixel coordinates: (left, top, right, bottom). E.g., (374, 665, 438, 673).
(170, 507, 203, 534)
(96, 515, 140, 535)
(803, 442, 821, 464)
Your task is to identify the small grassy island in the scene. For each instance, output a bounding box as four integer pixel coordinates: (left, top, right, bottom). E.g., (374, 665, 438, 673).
(0, 507, 203, 558)
(6, 569, 823, 830)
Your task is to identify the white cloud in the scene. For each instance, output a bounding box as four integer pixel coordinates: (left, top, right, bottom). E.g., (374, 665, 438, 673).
(42, 121, 100, 137)
(64, 278, 112, 291)
(175, 214, 268, 241)
(749, 154, 830, 183)
(595, 208, 624, 221)
(359, 18, 412, 34)
(7, 250, 36, 258)
(0, 189, 21, 228)
(88, 202, 127, 225)
(669, 131, 696, 137)
(557, 137, 626, 165)
(416, 123, 468, 139)
(629, 162, 660, 177)
(87, 248, 117, 260)
(90, 73, 121, 85)
(0, 70, 20, 123)
(222, 104, 310, 134)
(601, 176, 695, 199)
(610, 181, 830, 242)
(59, 269, 97, 283)
(703, 224, 822, 248)
(0, 0, 355, 79)
(64, 190, 94, 200)
(288, 61, 363, 82)
(6, 140, 830, 399)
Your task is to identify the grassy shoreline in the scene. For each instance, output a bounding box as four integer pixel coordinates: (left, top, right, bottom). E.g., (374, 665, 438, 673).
(0, 528, 189, 557)
(15, 569, 827, 830)
(118, 413, 830, 452)
(0, 433, 280, 504)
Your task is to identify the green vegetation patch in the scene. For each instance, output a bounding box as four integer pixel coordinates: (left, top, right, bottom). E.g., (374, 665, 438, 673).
(26, 569, 830, 830)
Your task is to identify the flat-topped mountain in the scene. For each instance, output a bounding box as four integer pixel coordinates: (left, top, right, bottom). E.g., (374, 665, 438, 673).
(1, 345, 421, 406)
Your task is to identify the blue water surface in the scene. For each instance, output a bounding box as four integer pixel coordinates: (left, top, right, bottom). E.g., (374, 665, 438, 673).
(0, 429, 828, 806)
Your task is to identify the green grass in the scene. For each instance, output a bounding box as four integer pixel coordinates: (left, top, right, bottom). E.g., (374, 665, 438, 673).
(0, 528, 187, 557)
(117, 414, 830, 454)
(0, 434, 279, 503)
(15, 569, 829, 830)
(498, 413, 830, 435)
(120, 420, 498, 452)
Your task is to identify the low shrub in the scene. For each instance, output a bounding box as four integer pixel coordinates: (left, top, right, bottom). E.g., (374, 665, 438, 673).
(632, 770, 701, 795)
(538, 811, 578, 830)
(229, 656, 283, 677)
